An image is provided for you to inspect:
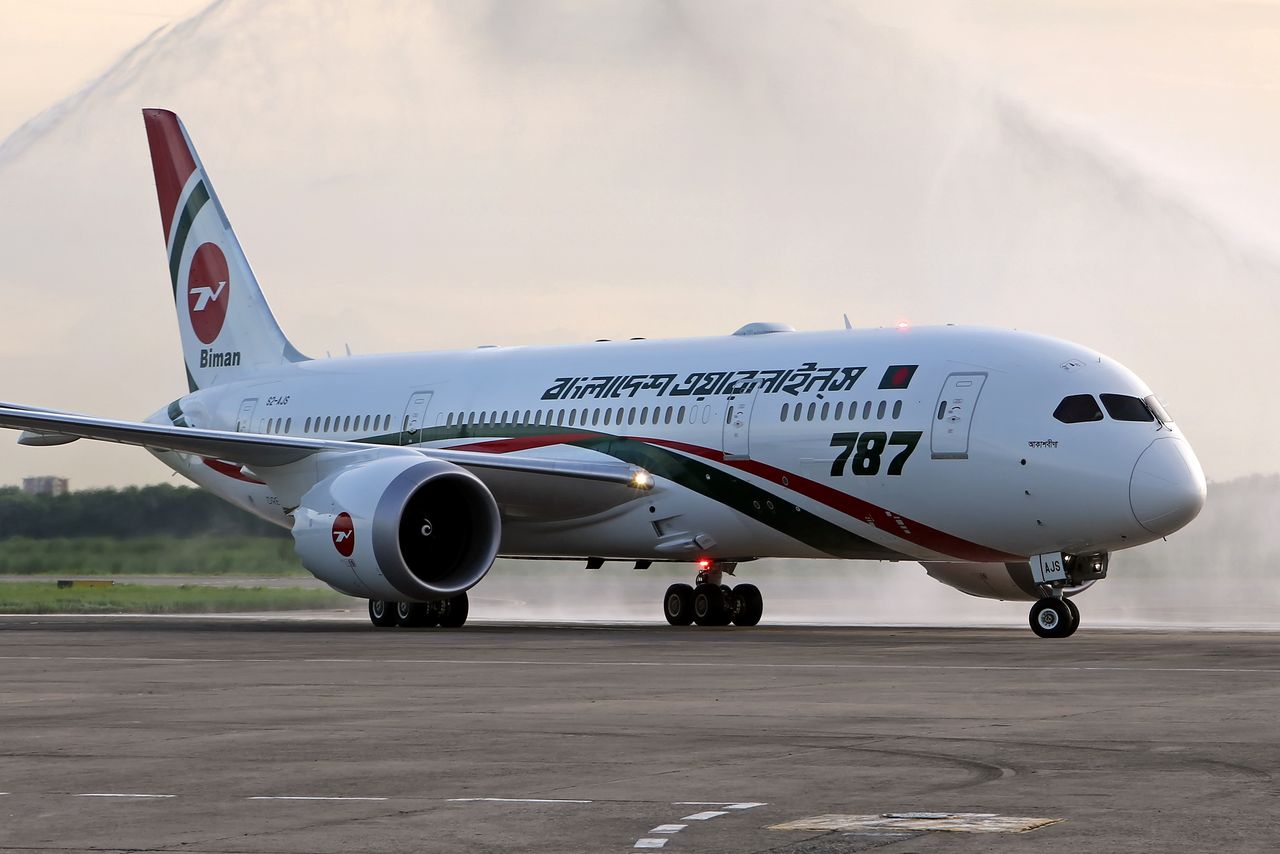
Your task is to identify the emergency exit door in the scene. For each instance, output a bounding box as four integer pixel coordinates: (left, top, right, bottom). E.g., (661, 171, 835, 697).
(931, 373, 987, 459)
(400, 391, 434, 445)
(722, 390, 758, 460)
(236, 398, 258, 433)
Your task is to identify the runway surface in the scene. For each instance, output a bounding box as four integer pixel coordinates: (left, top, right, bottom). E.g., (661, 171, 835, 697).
(0, 618, 1276, 853)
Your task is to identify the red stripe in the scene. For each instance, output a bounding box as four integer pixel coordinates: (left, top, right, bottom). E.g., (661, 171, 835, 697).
(644, 438, 1018, 562)
(448, 433, 597, 454)
(444, 432, 1018, 561)
(143, 109, 197, 241)
(202, 458, 265, 484)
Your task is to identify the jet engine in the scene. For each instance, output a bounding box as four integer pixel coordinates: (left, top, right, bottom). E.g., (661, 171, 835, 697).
(291, 456, 501, 601)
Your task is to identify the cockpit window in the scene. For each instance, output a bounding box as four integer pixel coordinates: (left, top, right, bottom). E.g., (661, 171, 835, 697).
(1100, 394, 1155, 423)
(1054, 394, 1103, 424)
(1144, 395, 1174, 426)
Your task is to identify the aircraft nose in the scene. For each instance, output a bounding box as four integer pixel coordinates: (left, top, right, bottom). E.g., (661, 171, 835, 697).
(1130, 437, 1206, 536)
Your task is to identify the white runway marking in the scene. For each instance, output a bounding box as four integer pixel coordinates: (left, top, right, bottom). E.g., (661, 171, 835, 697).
(677, 801, 766, 810)
(634, 839, 668, 849)
(248, 796, 387, 801)
(681, 810, 729, 821)
(649, 824, 687, 834)
(76, 793, 175, 799)
(3, 654, 1277, 676)
(447, 797, 593, 804)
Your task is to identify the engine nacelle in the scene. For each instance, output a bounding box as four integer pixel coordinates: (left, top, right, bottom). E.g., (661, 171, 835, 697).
(292, 456, 501, 601)
(920, 561, 1097, 602)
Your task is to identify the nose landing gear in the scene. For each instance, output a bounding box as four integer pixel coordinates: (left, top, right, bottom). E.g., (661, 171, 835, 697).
(663, 562, 763, 627)
(1029, 596, 1080, 639)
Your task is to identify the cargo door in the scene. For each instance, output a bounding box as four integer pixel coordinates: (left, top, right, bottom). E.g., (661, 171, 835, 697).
(931, 373, 987, 459)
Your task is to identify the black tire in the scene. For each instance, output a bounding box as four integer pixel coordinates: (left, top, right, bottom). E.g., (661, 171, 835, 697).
(1029, 598, 1073, 639)
(438, 591, 469, 628)
(1062, 598, 1081, 638)
(692, 583, 728, 626)
(732, 583, 763, 627)
(368, 600, 397, 628)
(664, 583, 695, 626)
(396, 602, 437, 628)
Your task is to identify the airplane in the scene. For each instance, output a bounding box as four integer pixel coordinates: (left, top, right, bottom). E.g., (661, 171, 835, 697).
(0, 109, 1206, 637)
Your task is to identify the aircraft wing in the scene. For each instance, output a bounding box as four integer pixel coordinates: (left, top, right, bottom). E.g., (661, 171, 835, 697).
(0, 406, 654, 491)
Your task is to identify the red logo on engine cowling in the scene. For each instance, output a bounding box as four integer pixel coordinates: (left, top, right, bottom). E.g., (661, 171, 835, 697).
(332, 512, 355, 557)
(188, 242, 230, 344)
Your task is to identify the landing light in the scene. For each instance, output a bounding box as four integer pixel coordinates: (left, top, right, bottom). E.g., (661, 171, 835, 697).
(896, 320, 910, 330)
(631, 469, 655, 490)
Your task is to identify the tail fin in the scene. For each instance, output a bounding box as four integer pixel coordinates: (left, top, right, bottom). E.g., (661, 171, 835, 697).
(142, 109, 307, 391)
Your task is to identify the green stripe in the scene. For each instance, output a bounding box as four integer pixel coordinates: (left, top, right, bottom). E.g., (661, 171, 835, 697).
(351, 424, 902, 560)
(167, 180, 211, 297)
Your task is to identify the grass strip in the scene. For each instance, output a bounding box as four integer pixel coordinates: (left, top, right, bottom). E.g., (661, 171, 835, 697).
(0, 582, 351, 614)
(0, 536, 306, 576)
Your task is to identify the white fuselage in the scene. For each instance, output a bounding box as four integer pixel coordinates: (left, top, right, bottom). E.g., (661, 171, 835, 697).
(150, 324, 1203, 565)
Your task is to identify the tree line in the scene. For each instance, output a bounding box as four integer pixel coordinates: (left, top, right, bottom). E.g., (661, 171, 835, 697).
(0, 484, 288, 539)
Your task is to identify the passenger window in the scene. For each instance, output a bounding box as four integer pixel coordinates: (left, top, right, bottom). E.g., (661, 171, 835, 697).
(780, 403, 789, 422)
(640, 407, 648, 426)
(862, 401, 871, 419)
(892, 401, 902, 420)
(834, 402, 843, 420)
(1101, 394, 1155, 422)
(821, 402, 830, 420)
(677, 406, 685, 425)
(285, 418, 292, 433)
(806, 402, 816, 421)
(324, 416, 332, 432)
(305, 417, 312, 433)
(849, 401, 858, 420)
(876, 401, 886, 420)
(1054, 394, 1104, 424)
(665, 406, 673, 424)
(629, 407, 637, 425)
(793, 403, 801, 422)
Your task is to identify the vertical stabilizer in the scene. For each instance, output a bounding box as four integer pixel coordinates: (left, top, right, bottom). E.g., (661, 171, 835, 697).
(142, 108, 307, 391)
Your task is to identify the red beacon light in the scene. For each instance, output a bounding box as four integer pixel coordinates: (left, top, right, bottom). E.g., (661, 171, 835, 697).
(697, 558, 712, 570)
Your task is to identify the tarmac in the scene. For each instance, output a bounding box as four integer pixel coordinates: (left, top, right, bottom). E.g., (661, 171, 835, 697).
(0, 617, 1276, 853)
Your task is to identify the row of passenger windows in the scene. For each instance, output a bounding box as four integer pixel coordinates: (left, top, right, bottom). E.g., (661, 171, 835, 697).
(279, 413, 395, 435)
(1053, 394, 1171, 425)
(780, 400, 903, 422)
(446, 405, 715, 428)
(263, 399, 912, 437)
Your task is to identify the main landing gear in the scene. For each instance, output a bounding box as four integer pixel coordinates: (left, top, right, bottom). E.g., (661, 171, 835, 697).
(663, 562, 763, 627)
(367, 592, 469, 629)
(1029, 595, 1080, 639)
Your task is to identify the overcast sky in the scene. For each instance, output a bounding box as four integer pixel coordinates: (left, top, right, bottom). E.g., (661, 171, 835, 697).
(1, 0, 1278, 488)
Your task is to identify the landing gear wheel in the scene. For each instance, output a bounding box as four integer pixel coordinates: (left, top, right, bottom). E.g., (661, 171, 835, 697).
(1029, 597, 1074, 639)
(692, 583, 729, 626)
(437, 591, 469, 628)
(732, 583, 763, 627)
(396, 601, 438, 628)
(1061, 598, 1081, 638)
(664, 583, 695, 626)
(368, 600, 397, 628)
